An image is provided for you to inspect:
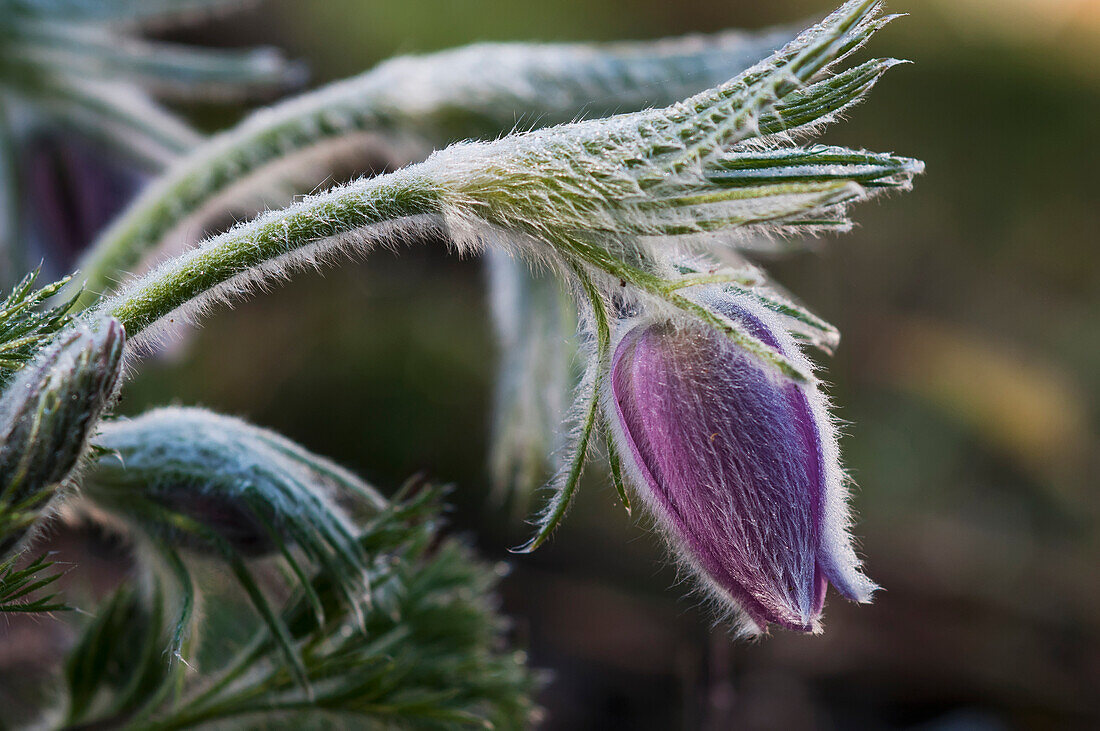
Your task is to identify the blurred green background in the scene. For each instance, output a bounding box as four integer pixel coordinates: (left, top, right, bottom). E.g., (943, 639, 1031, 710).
(9, 1, 1100, 728)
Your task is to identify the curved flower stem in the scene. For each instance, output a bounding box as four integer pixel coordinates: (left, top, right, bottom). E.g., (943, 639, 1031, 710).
(94, 173, 443, 339)
(92, 162, 812, 383)
(88, 0, 899, 376)
(71, 28, 797, 302)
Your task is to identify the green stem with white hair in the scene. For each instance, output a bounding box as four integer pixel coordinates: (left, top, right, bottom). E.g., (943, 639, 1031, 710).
(96, 171, 444, 337)
(88, 0, 915, 385)
(71, 25, 797, 304)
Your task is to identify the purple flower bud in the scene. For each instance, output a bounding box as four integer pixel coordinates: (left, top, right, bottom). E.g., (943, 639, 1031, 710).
(607, 295, 875, 634)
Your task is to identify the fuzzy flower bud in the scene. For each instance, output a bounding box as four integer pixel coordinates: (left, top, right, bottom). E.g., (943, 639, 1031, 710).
(87, 407, 381, 561)
(606, 293, 875, 634)
(0, 318, 125, 556)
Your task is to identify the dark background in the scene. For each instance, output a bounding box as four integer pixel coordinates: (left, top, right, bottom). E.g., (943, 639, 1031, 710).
(8, 1, 1100, 729)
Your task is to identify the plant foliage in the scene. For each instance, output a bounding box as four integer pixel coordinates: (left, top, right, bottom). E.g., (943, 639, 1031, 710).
(0, 1, 922, 726)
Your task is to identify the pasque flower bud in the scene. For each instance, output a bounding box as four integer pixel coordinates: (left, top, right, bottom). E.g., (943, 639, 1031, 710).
(607, 293, 875, 634)
(87, 407, 379, 561)
(0, 318, 125, 556)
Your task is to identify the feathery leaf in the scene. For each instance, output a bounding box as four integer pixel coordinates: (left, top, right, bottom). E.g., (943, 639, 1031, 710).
(0, 551, 68, 613)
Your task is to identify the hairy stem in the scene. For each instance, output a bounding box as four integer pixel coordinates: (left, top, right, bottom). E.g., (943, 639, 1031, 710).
(72, 28, 794, 303)
(94, 173, 443, 339)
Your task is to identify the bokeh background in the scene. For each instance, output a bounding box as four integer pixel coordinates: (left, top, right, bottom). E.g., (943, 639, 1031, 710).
(4, 1, 1099, 728)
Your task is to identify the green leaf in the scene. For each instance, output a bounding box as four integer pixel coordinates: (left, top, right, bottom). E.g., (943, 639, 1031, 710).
(82, 486, 541, 730)
(64, 580, 178, 726)
(0, 268, 82, 386)
(514, 265, 610, 552)
(604, 432, 631, 516)
(0, 551, 68, 613)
